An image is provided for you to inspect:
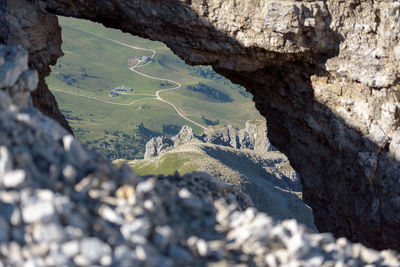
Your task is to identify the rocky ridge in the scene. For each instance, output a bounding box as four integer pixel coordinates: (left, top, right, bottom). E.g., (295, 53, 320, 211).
(2, 44, 400, 266)
(144, 121, 271, 159)
(137, 124, 315, 228)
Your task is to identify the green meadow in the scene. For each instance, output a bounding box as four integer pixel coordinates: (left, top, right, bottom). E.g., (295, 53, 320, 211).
(47, 16, 264, 160)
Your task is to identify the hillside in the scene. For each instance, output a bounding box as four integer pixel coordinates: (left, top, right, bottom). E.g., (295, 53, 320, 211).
(46, 16, 264, 160)
(118, 121, 316, 229)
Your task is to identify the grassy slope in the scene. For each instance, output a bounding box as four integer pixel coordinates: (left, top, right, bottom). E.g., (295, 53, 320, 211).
(47, 16, 263, 160)
(125, 142, 316, 230)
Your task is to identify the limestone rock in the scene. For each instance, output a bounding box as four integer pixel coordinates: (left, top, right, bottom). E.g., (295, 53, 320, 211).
(144, 121, 271, 159)
(144, 136, 174, 159)
(0, 0, 71, 133)
(0, 45, 397, 265)
(1, 0, 400, 250)
(171, 125, 194, 143)
(204, 120, 271, 151)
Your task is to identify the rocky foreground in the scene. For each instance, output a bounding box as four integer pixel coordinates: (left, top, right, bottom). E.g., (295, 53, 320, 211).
(1, 45, 400, 266)
(15, 0, 398, 249)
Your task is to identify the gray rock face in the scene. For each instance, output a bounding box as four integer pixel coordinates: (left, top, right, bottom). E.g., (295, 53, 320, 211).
(144, 126, 196, 159)
(1, 0, 400, 250)
(144, 136, 174, 159)
(172, 125, 194, 143)
(1, 44, 399, 266)
(0, 45, 35, 112)
(145, 121, 271, 159)
(0, 0, 71, 133)
(17, 0, 397, 250)
(204, 120, 271, 151)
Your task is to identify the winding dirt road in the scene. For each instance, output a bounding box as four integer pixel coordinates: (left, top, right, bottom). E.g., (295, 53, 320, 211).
(56, 23, 207, 131)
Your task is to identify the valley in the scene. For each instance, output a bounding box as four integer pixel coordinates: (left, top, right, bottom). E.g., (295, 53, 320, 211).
(47, 16, 263, 160)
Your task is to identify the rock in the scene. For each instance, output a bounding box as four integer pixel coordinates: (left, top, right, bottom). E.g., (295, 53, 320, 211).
(61, 241, 80, 258)
(178, 188, 202, 210)
(169, 246, 194, 265)
(0, 0, 71, 132)
(0, 47, 28, 88)
(80, 238, 112, 264)
(172, 125, 194, 143)
(203, 120, 271, 152)
(17, 0, 399, 250)
(144, 136, 174, 159)
(0, 146, 11, 175)
(0, 217, 10, 243)
(144, 120, 270, 160)
(121, 218, 151, 244)
(21, 195, 55, 224)
(153, 226, 173, 251)
(62, 164, 77, 181)
(32, 223, 65, 243)
(2, 170, 26, 188)
(196, 239, 210, 257)
(114, 245, 141, 266)
(0, 17, 399, 267)
(63, 135, 90, 164)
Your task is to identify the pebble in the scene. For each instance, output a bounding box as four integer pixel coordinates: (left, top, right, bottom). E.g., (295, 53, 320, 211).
(32, 223, 65, 243)
(22, 200, 55, 224)
(61, 240, 80, 258)
(169, 245, 194, 264)
(153, 225, 173, 251)
(196, 238, 210, 257)
(80, 237, 111, 264)
(0, 146, 11, 175)
(2, 170, 26, 188)
(121, 218, 151, 244)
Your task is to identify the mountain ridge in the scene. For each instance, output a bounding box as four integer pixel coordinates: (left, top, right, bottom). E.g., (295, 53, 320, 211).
(120, 121, 316, 229)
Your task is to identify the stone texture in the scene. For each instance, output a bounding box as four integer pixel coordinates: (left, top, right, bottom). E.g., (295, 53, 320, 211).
(144, 121, 271, 159)
(27, 0, 398, 250)
(1, 0, 400, 250)
(0, 0, 72, 133)
(144, 136, 174, 159)
(0, 44, 399, 265)
(204, 120, 272, 151)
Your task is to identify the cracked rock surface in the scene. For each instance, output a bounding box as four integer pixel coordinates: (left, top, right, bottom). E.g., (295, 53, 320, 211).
(0, 0, 71, 133)
(1, 0, 400, 249)
(1, 44, 400, 267)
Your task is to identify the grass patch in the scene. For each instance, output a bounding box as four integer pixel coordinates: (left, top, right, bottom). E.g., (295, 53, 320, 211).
(130, 152, 201, 176)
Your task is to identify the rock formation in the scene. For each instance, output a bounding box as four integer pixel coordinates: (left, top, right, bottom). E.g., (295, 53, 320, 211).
(204, 120, 272, 151)
(139, 122, 315, 228)
(2, 43, 400, 267)
(0, 0, 71, 133)
(1, 0, 400, 250)
(144, 121, 271, 158)
(144, 136, 174, 159)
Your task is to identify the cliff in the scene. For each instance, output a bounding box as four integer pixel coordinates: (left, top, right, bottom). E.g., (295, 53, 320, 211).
(1, 43, 400, 266)
(144, 121, 271, 159)
(1, 0, 400, 250)
(135, 123, 316, 228)
(0, 0, 72, 133)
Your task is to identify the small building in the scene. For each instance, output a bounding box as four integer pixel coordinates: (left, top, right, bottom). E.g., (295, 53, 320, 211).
(138, 56, 151, 62)
(109, 91, 120, 97)
(115, 85, 134, 92)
